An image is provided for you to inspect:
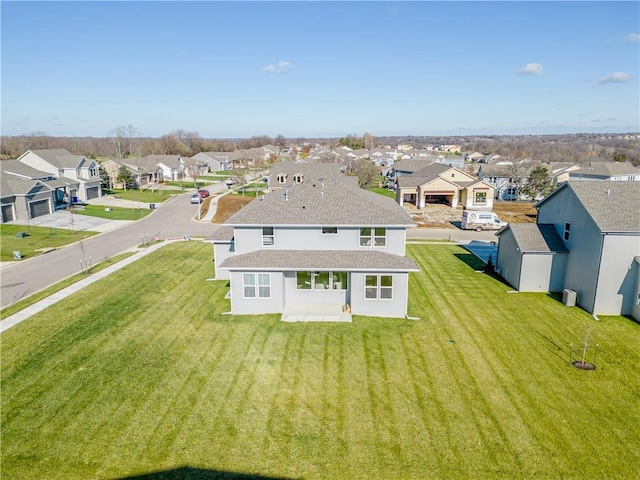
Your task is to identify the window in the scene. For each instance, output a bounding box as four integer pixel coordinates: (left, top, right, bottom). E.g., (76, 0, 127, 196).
(90, 165, 98, 177)
(322, 226, 338, 235)
(277, 173, 287, 184)
(365, 275, 393, 300)
(563, 222, 571, 241)
(262, 227, 274, 246)
(296, 271, 348, 290)
(293, 173, 304, 184)
(360, 227, 386, 247)
(475, 192, 487, 204)
(243, 273, 270, 298)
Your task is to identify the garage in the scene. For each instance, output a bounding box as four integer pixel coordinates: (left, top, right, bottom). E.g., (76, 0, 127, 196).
(1, 204, 15, 223)
(29, 199, 51, 218)
(86, 186, 100, 200)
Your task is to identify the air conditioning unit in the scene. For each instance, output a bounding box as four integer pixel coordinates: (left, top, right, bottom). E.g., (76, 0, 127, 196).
(562, 289, 577, 307)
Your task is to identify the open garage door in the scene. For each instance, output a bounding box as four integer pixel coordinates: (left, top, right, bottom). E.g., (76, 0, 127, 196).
(29, 199, 51, 218)
(1, 204, 14, 223)
(86, 186, 100, 200)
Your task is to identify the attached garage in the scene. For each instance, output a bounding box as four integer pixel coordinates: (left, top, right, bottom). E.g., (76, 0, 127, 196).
(86, 186, 100, 200)
(29, 199, 51, 218)
(1, 204, 15, 223)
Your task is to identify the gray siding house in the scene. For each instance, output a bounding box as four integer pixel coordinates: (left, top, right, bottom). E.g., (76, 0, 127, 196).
(497, 181, 640, 318)
(209, 166, 419, 319)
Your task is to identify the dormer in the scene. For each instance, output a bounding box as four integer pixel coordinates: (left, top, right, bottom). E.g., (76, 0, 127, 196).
(277, 173, 288, 184)
(293, 173, 304, 184)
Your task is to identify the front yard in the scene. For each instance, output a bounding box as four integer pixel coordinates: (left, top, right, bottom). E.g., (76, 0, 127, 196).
(0, 224, 97, 262)
(1, 242, 638, 479)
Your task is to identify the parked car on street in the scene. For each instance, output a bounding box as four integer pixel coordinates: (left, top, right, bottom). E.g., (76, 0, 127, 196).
(197, 189, 210, 198)
(190, 193, 202, 204)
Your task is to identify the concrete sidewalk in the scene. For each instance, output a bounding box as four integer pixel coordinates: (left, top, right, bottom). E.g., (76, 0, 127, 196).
(0, 240, 181, 333)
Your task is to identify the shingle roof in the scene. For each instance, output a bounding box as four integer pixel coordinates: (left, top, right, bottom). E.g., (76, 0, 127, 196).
(393, 159, 435, 173)
(569, 162, 640, 177)
(567, 181, 640, 232)
(207, 226, 234, 242)
(1, 177, 50, 197)
(1, 159, 54, 180)
(268, 162, 344, 188)
(28, 149, 86, 169)
(225, 178, 414, 226)
(219, 249, 419, 271)
(499, 223, 569, 253)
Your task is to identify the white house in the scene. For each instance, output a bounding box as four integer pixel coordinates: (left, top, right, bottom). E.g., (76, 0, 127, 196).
(208, 165, 419, 320)
(568, 162, 640, 181)
(496, 181, 640, 319)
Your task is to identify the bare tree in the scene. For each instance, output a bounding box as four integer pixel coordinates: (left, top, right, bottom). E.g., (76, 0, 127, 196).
(108, 125, 126, 159)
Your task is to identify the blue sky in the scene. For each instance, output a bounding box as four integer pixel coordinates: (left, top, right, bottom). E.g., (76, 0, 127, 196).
(2, 1, 639, 138)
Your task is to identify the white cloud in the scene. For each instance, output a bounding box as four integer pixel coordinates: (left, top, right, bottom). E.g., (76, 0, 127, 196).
(263, 60, 295, 74)
(597, 72, 630, 85)
(624, 33, 640, 43)
(518, 63, 544, 76)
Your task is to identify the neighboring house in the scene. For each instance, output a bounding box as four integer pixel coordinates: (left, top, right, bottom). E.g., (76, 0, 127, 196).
(141, 155, 187, 182)
(496, 181, 640, 319)
(192, 152, 232, 171)
(568, 162, 640, 181)
(208, 165, 419, 319)
(0, 175, 54, 223)
(433, 155, 464, 169)
(17, 149, 102, 201)
(396, 162, 495, 210)
(101, 159, 152, 189)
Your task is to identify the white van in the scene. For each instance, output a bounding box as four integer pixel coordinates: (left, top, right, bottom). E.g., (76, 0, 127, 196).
(461, 211, 507, 231)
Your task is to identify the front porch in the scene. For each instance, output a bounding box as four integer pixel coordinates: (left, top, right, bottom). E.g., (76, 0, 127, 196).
(281, 303, 352, 323)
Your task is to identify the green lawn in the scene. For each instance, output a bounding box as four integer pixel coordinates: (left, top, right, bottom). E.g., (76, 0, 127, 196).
(102, 188, 183, 202)
(0, 224, 97, 262)
(1, 243, 638, 479)
(74, 204, 152, 221)
(368, 187, 396, 199)
(0, 252, 134, 320)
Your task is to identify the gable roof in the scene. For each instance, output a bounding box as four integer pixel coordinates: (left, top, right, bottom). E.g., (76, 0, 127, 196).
(225, 179, 415, 227)
(1, 176, 51, 197)
(268, 162, 344, 188)
(536, 181, 640, 233)
(1, 159, 55, 180)
(569, 161, 640, 178)
(219, 249, 419, 272)
(498, 223, 568, 253)
(26, 149, 87, 169)
(393, 158, 435, 173)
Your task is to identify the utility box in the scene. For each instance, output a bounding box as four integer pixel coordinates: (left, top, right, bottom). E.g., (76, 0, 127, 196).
(562, 289, 577, 306)
(149, 203, 156, 210)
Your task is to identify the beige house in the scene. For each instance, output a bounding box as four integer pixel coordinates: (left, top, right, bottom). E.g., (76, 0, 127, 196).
(396, 163, 494, 210)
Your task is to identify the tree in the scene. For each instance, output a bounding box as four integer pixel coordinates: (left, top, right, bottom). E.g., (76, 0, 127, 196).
(363, 132, 375, 149)
(116, 165, 135, 190)
(522, 165, 554, 201)
(275, 135, 287, 148)
(108, 126, 126, 159)
(351, 159, 379, 189)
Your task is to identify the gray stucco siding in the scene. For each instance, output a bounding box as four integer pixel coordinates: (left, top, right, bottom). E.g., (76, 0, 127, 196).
(349, 272, 409, 318)
(228, 271, 284, 315)
(596, 234, 640, 315)
(496, 228, 523, 290)
(213, 242, 234, 280)
(233, 226, 406, 256)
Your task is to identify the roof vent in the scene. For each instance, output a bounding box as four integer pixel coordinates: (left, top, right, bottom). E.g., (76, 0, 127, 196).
(284, 188, 289, 201)
(606, 189, 611, 197)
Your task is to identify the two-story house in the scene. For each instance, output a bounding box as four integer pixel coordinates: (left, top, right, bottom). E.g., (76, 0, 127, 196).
(496, 181, 640, 319)
(17, 149, 102, 202)
(209, 168, 419, 320)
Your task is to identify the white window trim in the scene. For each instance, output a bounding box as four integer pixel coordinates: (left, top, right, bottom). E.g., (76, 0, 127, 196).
(243, 273, 271, 299)
(262, 227, 275, 247)
(364, 274, 393, 300)
(563, 222, 571, 241)
(359, 227, 386, 247)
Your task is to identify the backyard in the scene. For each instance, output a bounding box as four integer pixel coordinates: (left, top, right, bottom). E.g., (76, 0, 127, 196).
(1, 242, 638, 479)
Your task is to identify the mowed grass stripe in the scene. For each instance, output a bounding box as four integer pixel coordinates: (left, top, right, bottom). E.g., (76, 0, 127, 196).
(2, 242, 639, 479)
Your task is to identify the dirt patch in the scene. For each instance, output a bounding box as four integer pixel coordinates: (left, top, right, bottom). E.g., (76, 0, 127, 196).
(404, 202, 537, 228)
(211, 194, 255, 224)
